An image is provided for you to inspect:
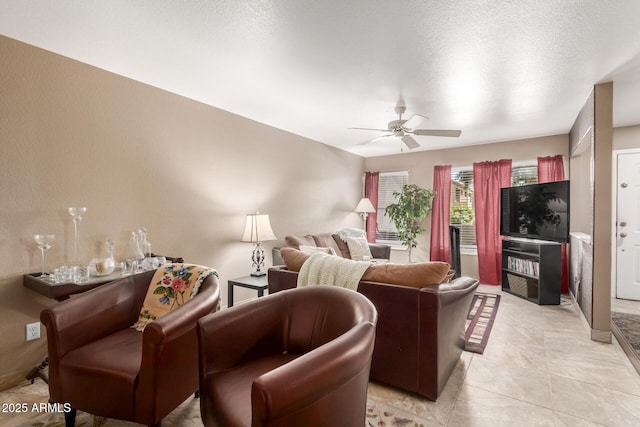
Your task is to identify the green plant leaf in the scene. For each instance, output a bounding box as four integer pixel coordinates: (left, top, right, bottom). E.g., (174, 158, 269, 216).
(384, 184, 435, 254)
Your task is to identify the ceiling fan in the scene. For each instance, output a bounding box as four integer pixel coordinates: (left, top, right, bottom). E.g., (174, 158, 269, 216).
(350, 105, 462, 150)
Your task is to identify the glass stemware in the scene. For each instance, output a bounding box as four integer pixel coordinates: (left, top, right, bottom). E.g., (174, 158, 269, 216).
(34, 234, 55, 278)
(67, 206, 87, 266)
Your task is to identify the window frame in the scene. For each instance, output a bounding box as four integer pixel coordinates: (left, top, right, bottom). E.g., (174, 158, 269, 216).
(449, 161, 538, 254)
(375, 171, 409, 247)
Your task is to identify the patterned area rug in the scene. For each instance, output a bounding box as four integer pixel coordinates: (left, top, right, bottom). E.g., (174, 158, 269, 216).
(3, 379, 423, 427)
(611, 311, 640, 375)
(465, 292, 501, 354)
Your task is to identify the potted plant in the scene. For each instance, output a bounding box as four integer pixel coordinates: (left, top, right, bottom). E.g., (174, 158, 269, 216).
(385, 184, 436, 262)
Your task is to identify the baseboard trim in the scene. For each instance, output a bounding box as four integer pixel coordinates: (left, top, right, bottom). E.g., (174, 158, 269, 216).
(591, 328, 612, 343)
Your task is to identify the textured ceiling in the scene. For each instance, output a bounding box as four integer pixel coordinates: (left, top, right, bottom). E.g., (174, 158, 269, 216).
(2, 1, 640, 157)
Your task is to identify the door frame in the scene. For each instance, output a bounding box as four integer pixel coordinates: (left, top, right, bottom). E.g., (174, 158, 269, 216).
(611, 148, 640, 299)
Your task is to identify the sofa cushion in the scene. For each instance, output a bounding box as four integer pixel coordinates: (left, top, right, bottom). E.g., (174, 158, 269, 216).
(311, 233, 344, 257)
(284, 235, 316, 249)
(362, 261, 450, 288)
(346, 236, 373, 261)
(299, 245, 337, 256)
(281, 247, 311, 272)
(59, 328, 142, 420)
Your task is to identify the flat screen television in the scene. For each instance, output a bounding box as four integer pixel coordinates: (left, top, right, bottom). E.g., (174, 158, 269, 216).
(500, 180, 570, 243)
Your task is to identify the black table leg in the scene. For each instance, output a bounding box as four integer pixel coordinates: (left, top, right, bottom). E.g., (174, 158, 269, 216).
(26, 358, 49, 384)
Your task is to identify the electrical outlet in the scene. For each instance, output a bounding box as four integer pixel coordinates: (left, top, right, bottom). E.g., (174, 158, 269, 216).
(26, 322, 40, 341)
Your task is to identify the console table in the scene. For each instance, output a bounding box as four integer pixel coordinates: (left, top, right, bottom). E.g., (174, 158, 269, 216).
(24, 271, 129, 302)
(24, 254, 184, 302)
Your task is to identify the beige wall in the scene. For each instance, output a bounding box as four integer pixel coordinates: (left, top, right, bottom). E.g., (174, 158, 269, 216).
(364, 135, 569, 277)
(0, 35, 365, 390)
(569, 83, 615, 342)
(591, 83, 613, 338)
(613, 125, 640, 150)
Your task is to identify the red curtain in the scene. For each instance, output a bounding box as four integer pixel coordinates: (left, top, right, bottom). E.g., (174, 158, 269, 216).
(537, 155, 568, 293)
(474, 159, 512, 285)
(430, 165, 452, 263)
(364, 172, 379, 243)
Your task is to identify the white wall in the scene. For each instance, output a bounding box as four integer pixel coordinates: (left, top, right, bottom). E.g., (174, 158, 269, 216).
(0, 35, 365, 390)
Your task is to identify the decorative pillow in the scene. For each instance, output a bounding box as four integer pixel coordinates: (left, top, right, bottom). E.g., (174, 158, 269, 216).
(280, 247, 311, 272)
(346, 236, 373, 261)
(132, 263, 217, 331)
(299, 245, 337, 256)
(311, 233, 343, 256)
(284, 235, 316, 249)
(332, 234, 351, 258)
(361, 261, 450, 288)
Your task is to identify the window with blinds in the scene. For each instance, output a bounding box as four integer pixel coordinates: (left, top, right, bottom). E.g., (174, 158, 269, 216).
(450, 162, 537, 247)
(375, 171, 409, 244)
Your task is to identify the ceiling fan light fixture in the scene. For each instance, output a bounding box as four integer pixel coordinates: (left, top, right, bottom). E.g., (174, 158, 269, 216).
(350, 104, 462, 152)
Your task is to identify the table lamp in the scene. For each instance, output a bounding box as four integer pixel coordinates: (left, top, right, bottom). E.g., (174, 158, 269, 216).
(241, 212, 277, 276)
(354, 198, 376, 229)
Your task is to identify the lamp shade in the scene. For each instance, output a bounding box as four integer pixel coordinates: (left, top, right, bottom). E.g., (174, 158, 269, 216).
(241, 213, 277, 243)
(354, 198, 376, 213)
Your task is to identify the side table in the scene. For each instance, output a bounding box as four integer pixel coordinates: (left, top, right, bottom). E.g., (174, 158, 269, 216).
(228, 275, 268, 307)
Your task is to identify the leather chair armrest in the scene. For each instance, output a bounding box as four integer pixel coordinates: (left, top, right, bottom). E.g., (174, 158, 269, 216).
(368, 243, 391, 260)
(136, 274, 220, 416)
(41, 271, 154, 358)
(251, 322, 375, 422)
(421, 277, 480, 302)
(267, 266, 298, 293)
(417, 276, 479, 399)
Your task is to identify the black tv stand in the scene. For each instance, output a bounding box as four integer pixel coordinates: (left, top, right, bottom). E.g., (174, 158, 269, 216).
(501, 238, 561, 305)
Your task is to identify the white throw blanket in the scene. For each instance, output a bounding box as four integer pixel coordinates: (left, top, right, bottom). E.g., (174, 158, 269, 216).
(335, 227, 367, 242)
(297, 253, 372, 291)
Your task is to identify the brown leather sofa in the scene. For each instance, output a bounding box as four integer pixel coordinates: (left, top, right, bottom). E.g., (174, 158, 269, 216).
(41, 268, 220, 427)
(268, 266, 478, 401)
(197, 286, 377, 426)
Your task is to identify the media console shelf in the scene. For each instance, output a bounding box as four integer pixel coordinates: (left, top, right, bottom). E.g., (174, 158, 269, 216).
(501, 238, 561, 305)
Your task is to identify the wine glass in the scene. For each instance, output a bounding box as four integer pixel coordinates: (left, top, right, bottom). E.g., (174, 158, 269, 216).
(67, 207, 87, 266)
(34, 234, 55, 279)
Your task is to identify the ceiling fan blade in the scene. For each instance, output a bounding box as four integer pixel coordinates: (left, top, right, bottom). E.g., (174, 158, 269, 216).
(348, 127, 389, 132)
(413, 129, 462, 137)
(402, 114, 429, 131)
(401, 135, 420, 149)
(357, 134, 393, 145)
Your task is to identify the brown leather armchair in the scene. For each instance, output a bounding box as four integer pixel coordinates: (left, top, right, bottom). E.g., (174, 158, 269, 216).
(197, 286, 377, 427)
(40, 268, 220, 427)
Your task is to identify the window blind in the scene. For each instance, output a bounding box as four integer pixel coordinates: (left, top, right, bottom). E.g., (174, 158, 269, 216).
(376, 171, 409, 243)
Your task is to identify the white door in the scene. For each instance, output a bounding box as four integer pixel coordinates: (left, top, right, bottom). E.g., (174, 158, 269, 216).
(616, 152, 640, 300)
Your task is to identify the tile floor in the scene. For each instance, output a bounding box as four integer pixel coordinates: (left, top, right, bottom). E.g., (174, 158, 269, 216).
(2, 285, 640, 426)
(365, 285, 640, 426)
